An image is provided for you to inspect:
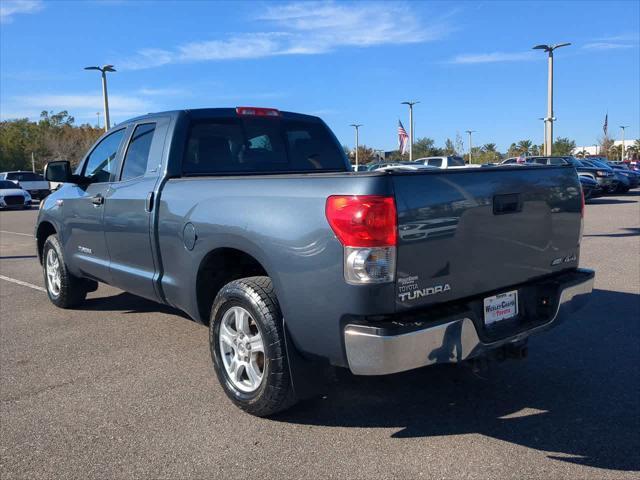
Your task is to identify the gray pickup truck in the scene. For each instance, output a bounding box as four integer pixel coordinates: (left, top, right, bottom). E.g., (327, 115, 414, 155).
(37, 107, 594, 416)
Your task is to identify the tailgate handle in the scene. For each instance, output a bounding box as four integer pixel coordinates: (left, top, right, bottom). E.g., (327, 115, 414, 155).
(493, 194, 521, 215)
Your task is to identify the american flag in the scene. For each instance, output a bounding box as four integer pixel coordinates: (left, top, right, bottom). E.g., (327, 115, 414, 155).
(398, 120, 409, 155)
(603, 113, 608, 136)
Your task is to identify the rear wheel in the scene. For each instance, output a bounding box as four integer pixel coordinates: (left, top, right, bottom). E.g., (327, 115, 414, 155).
(42, 235, 89, 308)
(210, 276, 296, 416)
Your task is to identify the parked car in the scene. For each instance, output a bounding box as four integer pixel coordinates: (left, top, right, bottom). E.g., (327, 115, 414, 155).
(581, 159, 631, 193)
(37, 107, 594, 416)
(0, 180, 32, 209)
(372, 164, 436, 172)
(0, 171, 50, 199)
(579, 175, 600, 200)
(605, 162, 640, 190)
(414, 155, 466, 168)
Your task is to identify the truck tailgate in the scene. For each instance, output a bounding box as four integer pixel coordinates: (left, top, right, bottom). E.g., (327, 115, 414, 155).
(392, 166, 582, 311)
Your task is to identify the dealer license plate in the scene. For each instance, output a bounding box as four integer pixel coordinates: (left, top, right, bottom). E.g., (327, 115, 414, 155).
(483, 290, 518, 326)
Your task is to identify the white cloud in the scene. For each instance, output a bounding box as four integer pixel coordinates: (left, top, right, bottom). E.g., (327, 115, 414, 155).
(582, 42, 634, 51)
(119, 2, 452, 70)
(448, 51, 537, 64)
(0, 0, 43, 23)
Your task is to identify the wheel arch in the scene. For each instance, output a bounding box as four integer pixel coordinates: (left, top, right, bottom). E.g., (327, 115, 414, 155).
(36, 221, 57, 265)
(195, 247, 272, 325)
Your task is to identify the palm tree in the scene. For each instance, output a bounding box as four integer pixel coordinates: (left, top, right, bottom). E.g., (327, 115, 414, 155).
(482, 143, 497, 153)
(516, 140, 533, 156)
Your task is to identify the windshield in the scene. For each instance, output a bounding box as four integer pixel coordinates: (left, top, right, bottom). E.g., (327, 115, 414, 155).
(0, 180, 19, 189)
(183, 117, 348, 174)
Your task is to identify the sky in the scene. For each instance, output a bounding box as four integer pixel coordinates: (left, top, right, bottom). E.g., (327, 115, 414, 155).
(1, 0, 639, 152)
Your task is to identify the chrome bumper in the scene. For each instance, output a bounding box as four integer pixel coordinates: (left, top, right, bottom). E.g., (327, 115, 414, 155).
(344, 269, 595, 375)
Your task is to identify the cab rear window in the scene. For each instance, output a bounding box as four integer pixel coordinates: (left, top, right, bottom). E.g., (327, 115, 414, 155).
(183, 117, 347, 174)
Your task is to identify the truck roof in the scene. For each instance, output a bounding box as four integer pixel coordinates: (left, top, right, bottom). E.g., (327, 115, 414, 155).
(116, 107, 323, 127)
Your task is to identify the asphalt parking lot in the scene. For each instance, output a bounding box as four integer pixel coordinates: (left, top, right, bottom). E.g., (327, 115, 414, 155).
(1, 195, 639, 479)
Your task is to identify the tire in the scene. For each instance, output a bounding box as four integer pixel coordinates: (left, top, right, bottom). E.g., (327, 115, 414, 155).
(42, 234, 88, 308)
(210, 276, 296, 416)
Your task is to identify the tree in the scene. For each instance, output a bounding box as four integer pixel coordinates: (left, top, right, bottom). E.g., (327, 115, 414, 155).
(599, 135, 614, 157)
(608, 144, 622, 161)
(480, 143, 500, 163)
(443, 138, 456, 155)
(552, 137, 576, 156)
(413, 137, 443, 159)
(516, 140, 533, 156)
(0, 112, 102, 172)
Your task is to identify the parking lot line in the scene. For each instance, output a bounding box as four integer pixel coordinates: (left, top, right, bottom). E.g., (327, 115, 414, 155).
(0, 274, 46, 292)
(0, 230, 34, 237)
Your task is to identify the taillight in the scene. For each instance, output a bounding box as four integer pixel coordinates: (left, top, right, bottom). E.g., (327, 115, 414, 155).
(326, 195, 397, 247)
(580, 187, 585, 217)
(236, 106, 280, 117)
(326, 195, 397, 284)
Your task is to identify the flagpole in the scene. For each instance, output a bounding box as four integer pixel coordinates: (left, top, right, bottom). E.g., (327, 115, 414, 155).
(401, 101, 419, 161)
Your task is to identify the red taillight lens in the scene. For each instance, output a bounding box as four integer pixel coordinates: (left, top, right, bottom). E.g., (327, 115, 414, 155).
(580, 187, 585, 217)
(236, 106, 280, 117)
(325, 195, 397, 247)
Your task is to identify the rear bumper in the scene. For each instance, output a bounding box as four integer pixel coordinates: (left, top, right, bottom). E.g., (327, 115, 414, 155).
(344, 269, 595, 375)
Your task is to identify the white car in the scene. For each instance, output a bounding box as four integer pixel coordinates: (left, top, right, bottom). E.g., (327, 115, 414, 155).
(373, 164, 437, 172)
(0, 171, 50, 199)
(413, 156, 469, 169)
(0, 180, 32, 209)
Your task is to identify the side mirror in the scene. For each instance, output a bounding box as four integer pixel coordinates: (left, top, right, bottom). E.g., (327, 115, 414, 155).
(44, 160, 72, 183)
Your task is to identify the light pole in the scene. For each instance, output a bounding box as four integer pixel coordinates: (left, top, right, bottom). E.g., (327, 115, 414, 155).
(620, 125, 629, 161)
(401, 101, 419, 161)
(84, 64, 116, 131)
(465, 130, 475, 164)
(538, 116, 556, 153)
(533, 43, 571, 155)
(96, 111, 101, 129)
(350, 124, 362, 169)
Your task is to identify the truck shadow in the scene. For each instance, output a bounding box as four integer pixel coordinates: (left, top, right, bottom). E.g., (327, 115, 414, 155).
(78, 291, 191, 319)
(276, 288, 640, 472)
(585, 227, 640, 238)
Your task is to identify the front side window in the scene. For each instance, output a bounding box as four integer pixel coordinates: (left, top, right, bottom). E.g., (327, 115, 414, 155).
(448, 156, 465, 166)
(183, 117, 346, 174)
(121, 123, 156, 181)
(83, 129, 126, 183)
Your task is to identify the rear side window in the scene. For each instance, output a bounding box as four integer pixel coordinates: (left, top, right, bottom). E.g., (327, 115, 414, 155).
(427, 158, 443, 167)
(183, 117, 347, 174)
(448, 156, 465, 166)
(121, 123, 156, 181)
(549, 158, 565, 165)
(83, 129, 126, 182)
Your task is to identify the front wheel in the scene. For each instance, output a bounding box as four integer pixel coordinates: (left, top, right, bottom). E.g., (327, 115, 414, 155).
(210, 276, 296, 416)
(42, 235, 88, 308)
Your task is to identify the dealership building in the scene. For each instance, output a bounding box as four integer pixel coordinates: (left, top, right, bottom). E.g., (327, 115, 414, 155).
(572, 139, 638, 158)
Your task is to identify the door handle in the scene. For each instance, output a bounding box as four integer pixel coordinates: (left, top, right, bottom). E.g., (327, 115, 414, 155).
(145, 191, 155, 212)
(92, 194, 104, 206)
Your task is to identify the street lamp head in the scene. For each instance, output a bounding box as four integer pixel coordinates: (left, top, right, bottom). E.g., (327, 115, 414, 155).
(350, 124, 363, 128)
(84, 66, 101, 71)
(533, 44, 550, 51)
(401, 101, 420, 106)
(552, 42, 571, 50)
(102, 65, 116, 72)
